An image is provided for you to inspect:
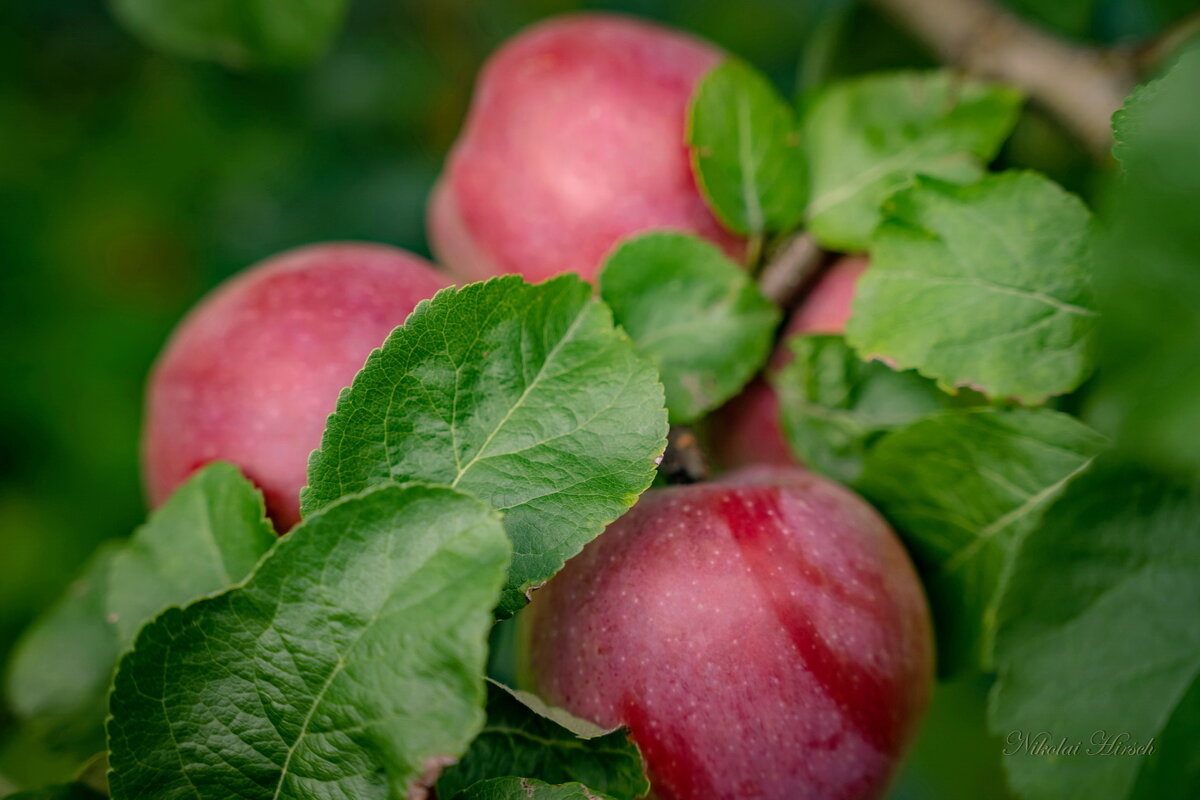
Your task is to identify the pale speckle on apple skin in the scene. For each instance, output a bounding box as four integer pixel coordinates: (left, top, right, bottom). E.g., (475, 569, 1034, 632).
(524, 465, 933, 800)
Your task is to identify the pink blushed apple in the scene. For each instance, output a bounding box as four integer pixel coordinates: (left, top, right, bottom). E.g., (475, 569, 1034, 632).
(522, 464, 932, 800)
(428, 13, 744, 284)
(141, 242, 450, 530)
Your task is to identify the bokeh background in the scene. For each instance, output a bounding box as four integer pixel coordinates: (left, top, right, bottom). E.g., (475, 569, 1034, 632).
(0, 0, 1194, 795)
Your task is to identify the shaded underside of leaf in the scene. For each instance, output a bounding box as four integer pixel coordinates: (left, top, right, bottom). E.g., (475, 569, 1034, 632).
(437, 681, 647, 800)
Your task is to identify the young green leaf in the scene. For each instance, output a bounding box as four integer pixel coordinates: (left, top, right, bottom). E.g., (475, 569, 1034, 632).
(107, 461, 276, 650)
(303, 275, 668, 615)
(1094, 47, 1200, 478)
(804, 70, 1023, 250)
(847, 171, 1097, 402)
(3, 785, 107, 800)
(437, 682, 648, 800)
(107, 483, 510, 800)
(109, 0, 348, 69)
(453, 777, 616, 800)
(773, 334, 961, 483)
(3, 544, 121, 753)
(687, 58, 808, 236)
(599, 233, 779, 423)
(989, 459, 1200, 800)
(856, 408, 1107, 675)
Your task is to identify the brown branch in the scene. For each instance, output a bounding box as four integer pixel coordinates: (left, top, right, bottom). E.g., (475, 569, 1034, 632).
(868, 0, 1136, 156)
(758, 232, 824, 307)
(1135, 9, 1200, 73)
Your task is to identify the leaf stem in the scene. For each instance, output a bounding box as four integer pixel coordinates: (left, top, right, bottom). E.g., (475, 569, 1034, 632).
(745, 231, 765, 273)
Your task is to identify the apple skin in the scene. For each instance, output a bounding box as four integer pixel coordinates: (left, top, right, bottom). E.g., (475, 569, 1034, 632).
(706, 256, 869, 470)
(428, 13, 744, 284)
(522, 464, 932, 800)
(141, 243, 450, 530)
(785, 254, 868, 337)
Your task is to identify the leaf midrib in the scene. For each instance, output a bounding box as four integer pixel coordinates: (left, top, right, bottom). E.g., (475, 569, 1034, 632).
(808, 135, 968, 217)
(879, 272, 1096, 318)
(942, 455, 1097, 574)
(450, 303, 590, 489)
(735, 89, 765, 233)
(268, 506, 486, 798)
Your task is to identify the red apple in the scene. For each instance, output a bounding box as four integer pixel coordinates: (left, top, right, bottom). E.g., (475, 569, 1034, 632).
(429, 13, 743, 284)
(702, 377, 796, 468)
(786, 254, 868, 336)
(522, 464, 932, 800)
(141, 243, 449, 530)
(706, 256, 869, 470)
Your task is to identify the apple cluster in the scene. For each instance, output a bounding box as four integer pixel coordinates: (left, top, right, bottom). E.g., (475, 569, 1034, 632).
(141, 14, 932, 800)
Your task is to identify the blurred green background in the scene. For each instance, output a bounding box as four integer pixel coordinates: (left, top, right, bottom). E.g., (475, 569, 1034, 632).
(0, 0, 1193, 795)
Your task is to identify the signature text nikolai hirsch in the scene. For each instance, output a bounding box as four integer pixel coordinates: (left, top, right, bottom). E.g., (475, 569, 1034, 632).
(1004, 730, 1156, 757)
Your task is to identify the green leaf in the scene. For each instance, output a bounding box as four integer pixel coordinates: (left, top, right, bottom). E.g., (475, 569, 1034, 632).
(452, 777, 616, 800)
(856, 408, 1107, 675)
(302, 276, 667, 614)
(989, 458, 1200, 800)
(1092, 47, 1200, 477)
(437, 682, 648, 800)
(3, 543, 120, 753)
(107, 483, 510, 800)
(4, 464, 275, 752)
(3, 784, 107, 800)
(107, 461, 276, 650)
(804, 70, 1023, 250)
(485, 684, 611, 740)
(71, 754, 108, 797)
(109, 0, 348, 69)
(1127, 672, 1200, 799)
(773, 334, 960, 482)
(687, 58, 808, 236)
(847, 171, 1097, 402)
(599, 233, 779, 423)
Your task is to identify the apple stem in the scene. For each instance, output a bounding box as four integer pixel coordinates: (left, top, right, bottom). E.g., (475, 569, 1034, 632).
(659, 426, 710, 484)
